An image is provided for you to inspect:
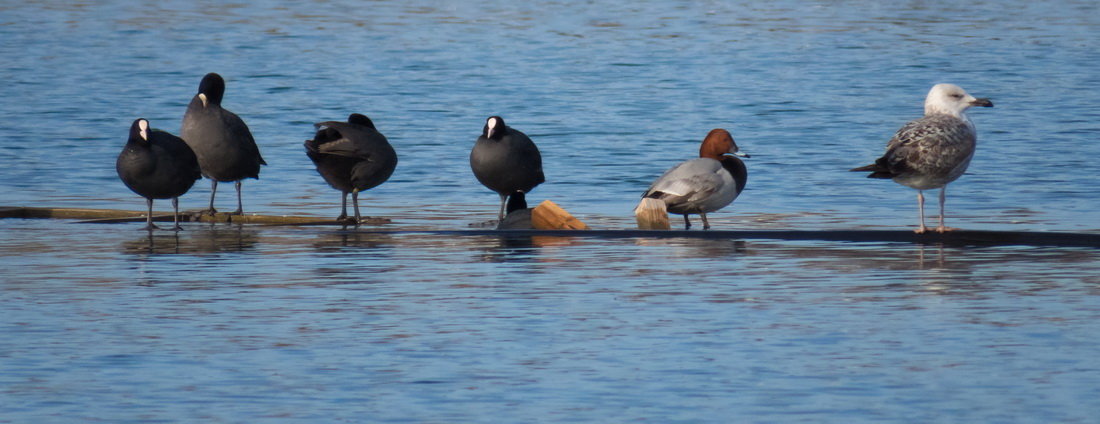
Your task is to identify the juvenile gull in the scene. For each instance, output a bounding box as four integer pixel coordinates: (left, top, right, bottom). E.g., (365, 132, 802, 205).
(851, 83, 993, 233)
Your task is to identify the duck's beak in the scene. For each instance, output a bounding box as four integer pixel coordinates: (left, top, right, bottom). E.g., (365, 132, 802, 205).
(727, 150, 750, 158)
(486, 127, 496, 139)
(199, 93, 208, 108)
(970, 98, 993, 107)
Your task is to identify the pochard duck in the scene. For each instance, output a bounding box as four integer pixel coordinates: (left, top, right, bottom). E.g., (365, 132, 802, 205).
(642, 129, 749, 230)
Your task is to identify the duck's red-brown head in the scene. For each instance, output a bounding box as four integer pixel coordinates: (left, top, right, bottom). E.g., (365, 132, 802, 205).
(699, 129, 748, 160)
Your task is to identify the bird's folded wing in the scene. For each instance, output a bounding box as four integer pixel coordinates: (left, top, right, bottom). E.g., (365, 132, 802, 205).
(316, 138, 372, 159)
(311, 121, 383, 158)
(884, 115, 973, 172)
(648, 173, 723, 203)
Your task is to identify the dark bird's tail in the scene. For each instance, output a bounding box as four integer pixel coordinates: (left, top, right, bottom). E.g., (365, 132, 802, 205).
(850, 159, 895, 179)
(506, 191, 528, 214)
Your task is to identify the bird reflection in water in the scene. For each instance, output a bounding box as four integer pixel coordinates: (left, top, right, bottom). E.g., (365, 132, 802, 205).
(633, 237, 749, 258)
(123, 229, 182, 255)
(916, 242, 947, 269)
(121, 224, 259, 255)
(312, 231, 393, 251)
(477, 235, 577, 263)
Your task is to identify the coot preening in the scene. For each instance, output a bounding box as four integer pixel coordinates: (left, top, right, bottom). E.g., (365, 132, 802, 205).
(304, 113, 397, 224)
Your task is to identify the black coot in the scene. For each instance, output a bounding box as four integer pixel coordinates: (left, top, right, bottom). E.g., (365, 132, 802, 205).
(305, 113, 397, 223)
(116, 118, 201, 230)
(180, 72, 266, 215)
(469, 116, 545, 222)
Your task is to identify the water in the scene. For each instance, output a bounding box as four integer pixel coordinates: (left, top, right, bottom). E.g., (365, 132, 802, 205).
(2, 0, 1099, 422)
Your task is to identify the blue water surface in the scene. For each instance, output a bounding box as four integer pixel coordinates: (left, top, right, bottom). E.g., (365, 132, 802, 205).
(2, 1, 1099, 422)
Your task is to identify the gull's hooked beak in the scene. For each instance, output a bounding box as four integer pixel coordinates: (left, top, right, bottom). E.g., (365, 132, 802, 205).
(970, 97, 993, 108)
(199, 93, 208, 108)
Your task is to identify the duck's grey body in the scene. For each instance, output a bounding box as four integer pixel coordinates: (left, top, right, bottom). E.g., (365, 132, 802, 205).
(643, 156, 746, 216)
(642, 129, 749, 230)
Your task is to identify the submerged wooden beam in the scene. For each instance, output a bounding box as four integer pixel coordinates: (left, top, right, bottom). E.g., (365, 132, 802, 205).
(0, 206, 388, 226)
(382, 229, 1100, 248)
(3, 206, 1097, 247)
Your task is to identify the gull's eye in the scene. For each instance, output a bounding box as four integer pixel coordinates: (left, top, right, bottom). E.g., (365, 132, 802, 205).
(950, 93, 964, 99)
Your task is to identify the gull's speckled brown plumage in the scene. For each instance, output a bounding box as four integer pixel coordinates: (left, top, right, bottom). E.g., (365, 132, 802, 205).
(852, 83, 993, 233)
(871, 113, 978, 190)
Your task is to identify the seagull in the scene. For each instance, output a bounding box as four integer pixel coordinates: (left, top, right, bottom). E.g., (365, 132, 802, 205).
(851, 83, 993, 233)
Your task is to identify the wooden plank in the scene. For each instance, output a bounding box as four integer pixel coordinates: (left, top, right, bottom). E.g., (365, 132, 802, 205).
(2, 206, 1097, 247)
(531, 200, 588, 230)
(1, 206, 143, 220)
(0, 206, 388, 226)
(186, 212, 389, 226)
